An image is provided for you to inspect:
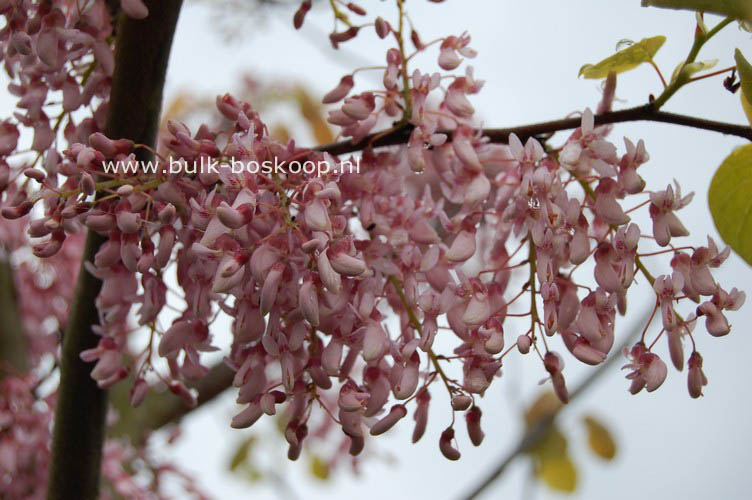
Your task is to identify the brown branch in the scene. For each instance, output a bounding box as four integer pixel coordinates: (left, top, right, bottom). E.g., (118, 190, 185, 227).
(0, 252, 27, 378)
(46, 3, 183, 499)
(316, 104, 752, 156)
(110, 362, 235, 445)
(461, 314, 647, 500)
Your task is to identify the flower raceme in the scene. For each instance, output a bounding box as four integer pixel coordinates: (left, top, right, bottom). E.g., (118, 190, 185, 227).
(0, 2, 745, 490)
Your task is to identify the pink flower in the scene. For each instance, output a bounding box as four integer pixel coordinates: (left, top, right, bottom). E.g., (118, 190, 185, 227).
(649, 181, 692, 246)
(623, 343, 668, 394)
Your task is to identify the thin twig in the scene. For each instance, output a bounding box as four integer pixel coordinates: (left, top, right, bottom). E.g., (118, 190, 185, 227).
(316, 104, 752, 156)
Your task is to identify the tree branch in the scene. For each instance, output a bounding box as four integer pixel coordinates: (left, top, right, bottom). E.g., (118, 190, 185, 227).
(0, 251, 27, 378)
(316, 104, 752, 156)
(462, 316, 646, 500)
(46, 3, 183, 499)
(110, 362, 235, 444)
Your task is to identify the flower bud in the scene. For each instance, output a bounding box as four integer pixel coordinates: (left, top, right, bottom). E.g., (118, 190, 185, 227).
(293, 0, 312, 29)
(412, 389, 430, 443)
(375, 17, 390, 39)
(370, 404, 407, 436)
(328, 249, 366, 277)
(466, 406, 485, 446)
(687, 352, 707, 398)
(439, 427, 461, 461)
(517, 335, 531, 354)
(231, 402, 263, 429)
(323, 75, 354, 104)
(451, 394, 473, 411)
(130, 378, 148, 408)
(121, 0, 149, 19)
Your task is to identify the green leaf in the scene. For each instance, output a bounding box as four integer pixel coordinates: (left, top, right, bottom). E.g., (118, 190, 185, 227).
(708, 144, 752, 266)
(579, 36, 666, 79)
(734, 49, 752, 125)
(669, 58, 718, 83)
(583, 416, 617, 461)
(641, 0, 752, 23)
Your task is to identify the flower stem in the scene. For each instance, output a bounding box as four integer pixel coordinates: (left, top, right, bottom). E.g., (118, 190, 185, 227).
(388, 275, 453, 394)
(651, 17, 734, 110)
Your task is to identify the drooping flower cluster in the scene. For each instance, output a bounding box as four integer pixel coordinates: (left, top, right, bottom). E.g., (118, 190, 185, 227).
(0, 1, 745, 492)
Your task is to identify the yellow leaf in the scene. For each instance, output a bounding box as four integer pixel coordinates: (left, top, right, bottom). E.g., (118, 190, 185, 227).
(537, 455, 578, 493)
(741, 92, 752, 127)
(524, 391, 562, 427)
(708, 144, 752, 266)
(310, 455, 330, 481)
(228, 436, 256, 472)
(579, 36, 666, 79)
(528, 426, 568, 461)
(271, 124, 291, 144)
(583, 416, 617, 461)
(734, 49, 752, 126)
(294, 88, 335, 145)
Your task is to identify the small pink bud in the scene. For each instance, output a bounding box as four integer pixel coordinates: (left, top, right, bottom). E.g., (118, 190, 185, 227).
(375, 17, 391, 39)
(687, 352, 707, 398)
(362, 322, 387, 361)
(370, 404, 407, 436)
(116, 210, 141, 234)
(642, 353, 668, 392)
(328, 249, 367, 277)
(412, 389, 430, 443)
(260, 262, 284, 314)
(463, 292, 490, 328)
(341, 93, 375, 121)
(85, 213, 116, 232)
(517, 335, 531, 354)
(446, 230, 476, 262)
(169, 382, 197, 408)
(466, 406, 485, 446)
(120, 0, 149, 19)
(329, 27, 359, 48)
(217, 201, 253, 229)
(322, 338, 343, 376)
(116, 184, 134, 197)
(451, 395, 473, 411)
(349, 435, 364, 456)
(130, 379, 148, 407)
(158, 203, 177, 224)
(23, 168, 45, 182)
(439, 427, 461, 461)
(1, 200, 33, 220)
(394, 353, 420, 400)
(231, 403, 263, 429)
(323, 75, 354, 104)
(298, 278, 320, 326)
(304, 198, 332, 232)
(293, 0, 312, 29)
(32, 230, 65, 258)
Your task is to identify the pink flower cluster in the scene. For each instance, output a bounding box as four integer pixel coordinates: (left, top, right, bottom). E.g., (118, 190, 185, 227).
(0, 0, 745, 484)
